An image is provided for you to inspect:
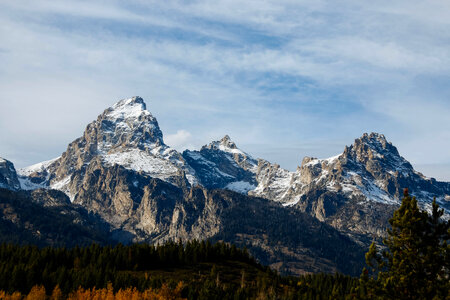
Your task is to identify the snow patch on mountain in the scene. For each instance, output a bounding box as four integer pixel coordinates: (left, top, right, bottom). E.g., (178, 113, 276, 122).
(358, 180, 398, 204)
(252, 163, 294, 202)
(107, 97, 150, 120)
(303, 154, 341, 167)
(18, 157, 59, 177)
(216, 143, 246, 156)
(225, 181, 256, 194)
(18, 177, 46, 190)
(103, 149, 179, 179)
(50, 176, 76, 202)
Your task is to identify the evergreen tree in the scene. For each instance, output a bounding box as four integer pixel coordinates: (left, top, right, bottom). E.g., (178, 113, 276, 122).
(363, 189, 450, 299)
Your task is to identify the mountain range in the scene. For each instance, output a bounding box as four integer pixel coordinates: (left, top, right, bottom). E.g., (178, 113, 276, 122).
(1, 96, 449, 275)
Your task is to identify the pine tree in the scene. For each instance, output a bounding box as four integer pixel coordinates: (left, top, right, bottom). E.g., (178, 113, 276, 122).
(364, 189, 450, 299)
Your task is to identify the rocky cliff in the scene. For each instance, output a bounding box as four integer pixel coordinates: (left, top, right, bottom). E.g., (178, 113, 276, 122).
(11, 96, 450, 273)
(0, 157, 20, 191)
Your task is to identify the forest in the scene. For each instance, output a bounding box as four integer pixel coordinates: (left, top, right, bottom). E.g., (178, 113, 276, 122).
(0, 191, 448, 299)
(0, 240, 358, 299)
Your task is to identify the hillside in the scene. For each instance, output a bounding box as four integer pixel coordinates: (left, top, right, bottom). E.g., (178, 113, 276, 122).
(0, 241, 359, 300)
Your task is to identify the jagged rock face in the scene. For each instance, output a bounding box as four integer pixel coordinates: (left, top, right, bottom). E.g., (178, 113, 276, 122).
(70, 161, 219, 243)
(13, 96, 450, 272)
(183, 135, 258, 192)
(66, 161, 365, 275)
(30, 189, 71, 207)
(183, 136, 297, 200)
(342, 133, 450, 200)
(293, 133, 450, 208)
(268, 133, 450, 241)
(18, 97, 196, 200)
(0, 158, 20, 191)
(250, 159, 295, 203)
(180, 134, 401, 244)
(208, 189, 365, 276)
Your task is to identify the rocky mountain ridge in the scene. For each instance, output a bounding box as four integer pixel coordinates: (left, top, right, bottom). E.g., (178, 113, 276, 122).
(16, 98, 450, 228)
(18, 97, 197, 200)
(3, 160, 365, 275)
(184, 134, 449, 213)
(183, 131, 450, 242)
(3, 96, 450, 274)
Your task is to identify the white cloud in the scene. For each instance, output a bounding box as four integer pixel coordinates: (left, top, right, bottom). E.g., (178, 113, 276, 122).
(164, 130, 193, 151)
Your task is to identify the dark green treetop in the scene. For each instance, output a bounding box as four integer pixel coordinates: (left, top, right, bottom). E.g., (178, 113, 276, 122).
(360, 189, 449, 299)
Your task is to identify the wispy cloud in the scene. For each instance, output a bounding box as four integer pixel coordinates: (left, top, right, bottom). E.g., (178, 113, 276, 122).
(165, 130, 193, 151)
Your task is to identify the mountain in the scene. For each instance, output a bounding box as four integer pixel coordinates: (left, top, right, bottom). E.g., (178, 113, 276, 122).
(10, 96, 450, 274)
(282, 133, 450, 241)
(18, 97, 196, 199)
(291, 132, 450, 207)
(0, 157, 20, 191)
(183, 135, 259, 193)
(9, 97, 366, 275)
(184, 132, 450, 243)
(185, 133, 449, 210)
(183, 136, 296, 200)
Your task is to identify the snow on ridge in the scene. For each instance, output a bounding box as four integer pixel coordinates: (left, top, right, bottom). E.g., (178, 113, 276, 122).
(51, 176, 71, 190)
(18, 177, 47, 190)
(102, 147, 199, 185)
(50, 176, 76, 202)
(207, 136, 255, 160)
(253, 166, 293, 199)
(217, 143, 246, 155)
(324, 154, 341, 164)
(103, 149, 179, 179)
(107, 100, 150, 120)
(304, 154, 341, 167)
(185, 151, 209, 163)
(0, 157, 5, 163)
(225, 181, 256, 194)
(354, 178, 398, 205)
(18, 157, 60, 176)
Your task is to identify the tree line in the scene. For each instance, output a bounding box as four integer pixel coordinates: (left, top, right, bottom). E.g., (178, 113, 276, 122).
(0, 190, 448, 299)
(0, 240, 259, 295)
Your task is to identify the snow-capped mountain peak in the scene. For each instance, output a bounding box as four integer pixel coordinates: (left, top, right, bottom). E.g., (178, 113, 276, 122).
(347, 133, 403, 161)
(218, 135, 237, 148)
(106, 96, 150, 121)
(343, 132, 413, 177)
(205, 135, 239, 152)
(183, 135, 259, 190)
(15, 98, 450, 221)
(292, 133, 450, 214)
(97, 96, 164, 152)
(9, 99, 450, 249)
(18, 97, 197, 199)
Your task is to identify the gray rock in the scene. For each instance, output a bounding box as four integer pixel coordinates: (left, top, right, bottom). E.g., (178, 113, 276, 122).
(0, 157, 20, 191)
(14, 97, 450, 272)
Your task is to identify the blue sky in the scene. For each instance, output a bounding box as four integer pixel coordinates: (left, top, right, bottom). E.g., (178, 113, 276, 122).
(0, 0, 449, 180)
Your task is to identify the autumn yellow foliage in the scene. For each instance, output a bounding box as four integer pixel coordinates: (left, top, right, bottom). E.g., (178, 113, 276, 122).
(0, 282, 185, 300)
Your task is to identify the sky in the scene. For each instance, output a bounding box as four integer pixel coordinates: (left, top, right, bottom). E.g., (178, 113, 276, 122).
(0, 0, 449, 180)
